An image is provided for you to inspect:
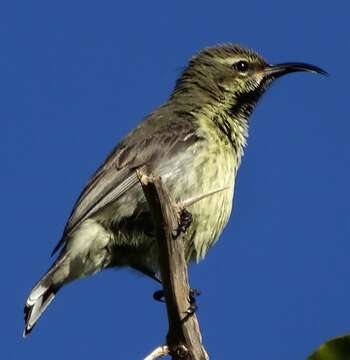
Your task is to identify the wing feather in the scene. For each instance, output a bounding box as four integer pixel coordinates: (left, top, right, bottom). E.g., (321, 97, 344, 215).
(51, 114, 200, 256)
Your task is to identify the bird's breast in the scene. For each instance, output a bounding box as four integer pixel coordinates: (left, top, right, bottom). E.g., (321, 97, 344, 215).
(175, 138, 238, 261)
(97, 134, 240, 270)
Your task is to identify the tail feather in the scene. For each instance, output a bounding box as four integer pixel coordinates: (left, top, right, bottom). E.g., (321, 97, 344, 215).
(23, 252, 69, 337)
(23, 284, 56, 337)
(24, 225, 110, 337)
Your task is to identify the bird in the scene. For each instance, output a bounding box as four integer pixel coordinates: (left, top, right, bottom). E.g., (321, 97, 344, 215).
(23, 44, 326, 337)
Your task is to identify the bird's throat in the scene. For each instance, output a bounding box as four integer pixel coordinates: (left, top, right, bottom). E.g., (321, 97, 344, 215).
(189, 97, 250, 165)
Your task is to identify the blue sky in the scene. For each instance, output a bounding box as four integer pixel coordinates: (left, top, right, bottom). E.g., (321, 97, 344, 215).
(2, 1, 349, 359)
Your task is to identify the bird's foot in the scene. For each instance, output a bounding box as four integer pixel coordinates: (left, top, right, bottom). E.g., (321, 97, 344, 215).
(175, 208, 192, 237)
(153, 289, 166, 303)
(153, 287, 201, 318)
(184, 288, 201, 317)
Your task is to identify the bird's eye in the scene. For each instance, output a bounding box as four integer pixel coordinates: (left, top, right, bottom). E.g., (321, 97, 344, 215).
(232, 60, 249, 73)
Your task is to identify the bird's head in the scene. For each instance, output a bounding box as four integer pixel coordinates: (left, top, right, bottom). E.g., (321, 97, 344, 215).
(173, 44, 327, 119)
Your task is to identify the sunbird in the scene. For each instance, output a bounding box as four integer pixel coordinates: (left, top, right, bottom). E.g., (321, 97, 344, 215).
(23, 44, 326, 336)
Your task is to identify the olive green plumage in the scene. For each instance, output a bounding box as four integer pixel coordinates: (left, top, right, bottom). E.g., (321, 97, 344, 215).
(23, 44, 326, 336)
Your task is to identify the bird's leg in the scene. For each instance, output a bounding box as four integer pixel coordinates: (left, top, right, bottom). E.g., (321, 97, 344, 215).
(153, 205, 195, 305)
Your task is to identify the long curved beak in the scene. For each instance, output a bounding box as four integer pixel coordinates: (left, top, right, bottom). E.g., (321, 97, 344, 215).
(264, 62, 328, 78)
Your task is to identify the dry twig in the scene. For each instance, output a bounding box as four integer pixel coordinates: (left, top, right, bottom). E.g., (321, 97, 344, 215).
(144, 345, 169, 360)
(138, 169, 209, 360)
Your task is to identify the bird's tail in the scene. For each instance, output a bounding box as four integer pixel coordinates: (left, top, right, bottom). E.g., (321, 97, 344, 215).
(23, 221, 111, 337)
(23, 281, 57, 337)
(23, 253, 68, 337)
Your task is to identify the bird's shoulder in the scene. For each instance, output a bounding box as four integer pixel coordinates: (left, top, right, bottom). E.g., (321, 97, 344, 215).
(103, 106, 200, 170)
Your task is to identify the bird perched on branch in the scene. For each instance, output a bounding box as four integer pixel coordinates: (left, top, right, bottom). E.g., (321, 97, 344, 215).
(23, 44, 326, 336)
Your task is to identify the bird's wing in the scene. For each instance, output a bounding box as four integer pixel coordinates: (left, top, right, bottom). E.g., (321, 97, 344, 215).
(51, 115, 200, 255)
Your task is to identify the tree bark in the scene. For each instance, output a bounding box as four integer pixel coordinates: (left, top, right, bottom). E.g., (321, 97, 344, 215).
(137, 169, 209, 360)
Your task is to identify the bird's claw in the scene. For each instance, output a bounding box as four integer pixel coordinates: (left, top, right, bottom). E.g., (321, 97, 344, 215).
(183, 288, 201, 317)
(174, 209, 193, 237)
(184, 303, 198, 316)
(153, 287, 201, 315)
(189, 288, 201, 299)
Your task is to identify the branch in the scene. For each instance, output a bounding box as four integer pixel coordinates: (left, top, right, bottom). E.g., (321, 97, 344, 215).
(137, 169, 209, 360)
(144, 345, 169, 360)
